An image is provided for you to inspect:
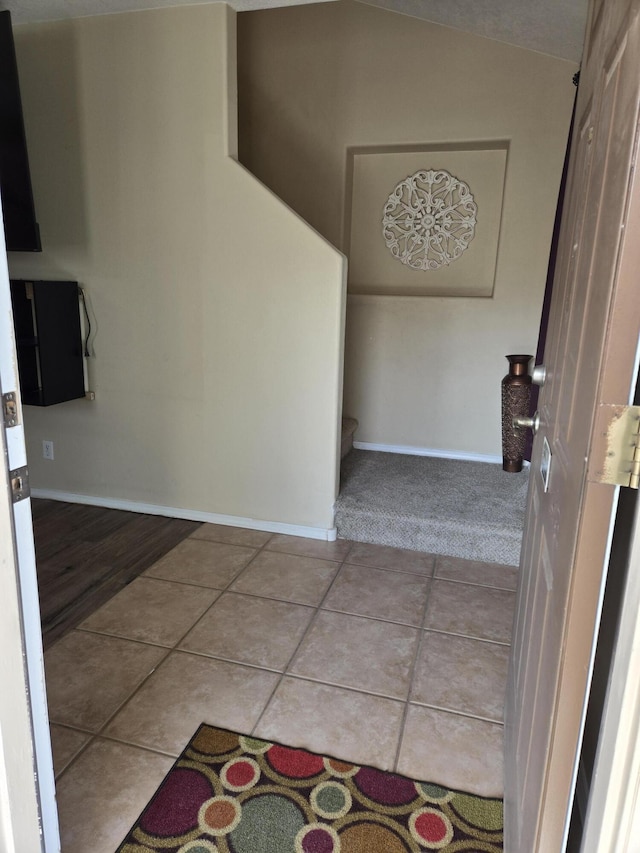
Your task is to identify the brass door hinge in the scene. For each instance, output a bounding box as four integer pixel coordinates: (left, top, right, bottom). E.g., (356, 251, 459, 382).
(589, 404, 640, 489)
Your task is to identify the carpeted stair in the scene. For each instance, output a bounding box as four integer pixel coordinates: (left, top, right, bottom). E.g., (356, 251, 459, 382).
(336, 450, 528, 566)
(341, 417, 359, 459)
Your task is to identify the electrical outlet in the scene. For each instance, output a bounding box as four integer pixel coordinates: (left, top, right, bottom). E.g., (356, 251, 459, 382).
(42, 440, 54, 460)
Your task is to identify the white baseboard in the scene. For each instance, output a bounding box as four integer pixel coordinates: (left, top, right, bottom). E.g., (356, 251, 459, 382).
(30, 489, 337, 542)
(352, 441, 503, 465)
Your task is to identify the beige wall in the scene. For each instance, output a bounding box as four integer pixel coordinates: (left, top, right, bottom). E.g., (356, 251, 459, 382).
(8, 4, 346, 532)
(238, 1, 578, 457)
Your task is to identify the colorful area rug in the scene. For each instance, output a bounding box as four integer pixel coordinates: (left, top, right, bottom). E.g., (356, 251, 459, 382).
(116, 724, 503, 852)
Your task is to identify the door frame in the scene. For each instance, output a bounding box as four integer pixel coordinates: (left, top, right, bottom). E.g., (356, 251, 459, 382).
(580, 490, 640, 852)
(0, 431, 45, 851)
(0, 211, 59, 850)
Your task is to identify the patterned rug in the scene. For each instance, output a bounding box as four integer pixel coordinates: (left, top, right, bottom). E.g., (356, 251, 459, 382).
(115, 724, 503, 852)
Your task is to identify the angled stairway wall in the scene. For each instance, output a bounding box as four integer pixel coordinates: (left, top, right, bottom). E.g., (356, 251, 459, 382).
(238, 1, 578, 460)
(8, 5, 346, 535)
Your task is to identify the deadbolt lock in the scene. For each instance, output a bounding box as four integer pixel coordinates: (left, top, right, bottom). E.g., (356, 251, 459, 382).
(2, 391, 19, 428)
(532, 365, 547, 387)
(10, 466, 30, 503)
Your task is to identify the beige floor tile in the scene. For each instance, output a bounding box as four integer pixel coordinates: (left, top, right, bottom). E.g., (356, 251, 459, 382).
(347, 542, 435, 576)
(289, 610, 419, 699)
(190, 522, 272, 548)
(79, 577, 220, 647)
(50, 725, 91, 778)
(229, 550, 340, 605)
(179, 592, 314, 670)
(323, 564, 429, 625)
(265, 534, 352, 561)
(104, 651, 279, 756)
(412, 632, 509, 722)
(255, 677, 405, 771)
(143, 539, 256, 589)
(424, 580, 515, 644)
(56, 738, 174, 853)
(45, 631, 167, 731)
(436, 555, 519, 591)
(397, 705, 504, 797)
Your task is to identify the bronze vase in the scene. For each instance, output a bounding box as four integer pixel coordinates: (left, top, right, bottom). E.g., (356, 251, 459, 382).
(502, 354, 533, 473)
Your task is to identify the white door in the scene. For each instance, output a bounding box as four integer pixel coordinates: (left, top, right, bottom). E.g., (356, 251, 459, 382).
(0, 211, 59, 849)
(505, 0, 640, 849)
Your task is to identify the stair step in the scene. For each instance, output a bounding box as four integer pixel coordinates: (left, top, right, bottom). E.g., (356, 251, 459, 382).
(341, 417, 358, 460)
(335, 450, 528, 565)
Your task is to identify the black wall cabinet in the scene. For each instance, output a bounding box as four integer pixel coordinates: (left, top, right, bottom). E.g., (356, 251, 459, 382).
(10, 280, 85, 406)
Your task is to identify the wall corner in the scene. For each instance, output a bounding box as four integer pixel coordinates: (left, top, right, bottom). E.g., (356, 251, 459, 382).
(225, 4, 239, 160)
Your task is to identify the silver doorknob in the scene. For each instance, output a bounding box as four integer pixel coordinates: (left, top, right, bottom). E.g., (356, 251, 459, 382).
(513, 412, 540, 434)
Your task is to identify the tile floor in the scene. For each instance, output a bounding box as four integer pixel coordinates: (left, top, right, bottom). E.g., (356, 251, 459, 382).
(46, 525, 517, 853)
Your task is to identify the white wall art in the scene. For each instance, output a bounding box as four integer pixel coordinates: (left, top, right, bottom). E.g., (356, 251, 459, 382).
(382, 169, 477, 270)
(346, 144, 507, 297)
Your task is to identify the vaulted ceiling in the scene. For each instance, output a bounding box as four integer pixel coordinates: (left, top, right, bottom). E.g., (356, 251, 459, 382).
(359, 0, 587, 62)
(1, 0, 588, 62)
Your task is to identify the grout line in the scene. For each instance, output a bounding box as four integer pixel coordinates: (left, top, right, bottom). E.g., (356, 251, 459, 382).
(143, 545, 266, 591)
(347, 563, 517, 595)
(422, 626, 512, 647)
(406, 700, 505, 728)
(53, 736, 95, 781)
(226, 547, 343, 593)
(49, 720, 94, 735)
(250, 556, 350, 737)
(88, 571, 228, 595)
(336, 539, 355, 561)
(96, 731, 184, 760)
(431, 576, 518, 593)
(344, 560, 436, 580)
(97, 647, 173, 729)
(58, 729, 181, 782)
(52, 644, 174, 782)
(255, 672, 408, 708)
(72, 573, 224, 648)
(262, 543, 354, 561)
(278, 672, 414, 705)
(149, 647, 287, 676)
(49, 720, 96, 780)
(188, 531, 273, 549)
(431, 576, 518, 595)
(201, 588, 317, 609)
(393, 573, 434, 771)
(319, 603, 426, 630)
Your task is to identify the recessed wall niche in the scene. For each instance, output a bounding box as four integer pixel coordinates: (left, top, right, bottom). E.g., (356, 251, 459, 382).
(345, 142, 508, 297)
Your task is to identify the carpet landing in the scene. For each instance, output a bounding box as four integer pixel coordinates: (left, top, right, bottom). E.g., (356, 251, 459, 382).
(336, 451, 529, 566)
(115, 724, 503, 852)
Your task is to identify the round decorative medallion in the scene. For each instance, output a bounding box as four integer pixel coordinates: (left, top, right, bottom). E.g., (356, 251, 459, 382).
(382, 169, 477, 270)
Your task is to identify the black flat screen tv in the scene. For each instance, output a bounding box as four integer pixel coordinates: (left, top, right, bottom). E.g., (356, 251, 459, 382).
(0, 10, 41, 252)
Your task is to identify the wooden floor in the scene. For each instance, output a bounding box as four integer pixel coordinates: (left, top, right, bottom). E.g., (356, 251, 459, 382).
(32, 499, 202, 649)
